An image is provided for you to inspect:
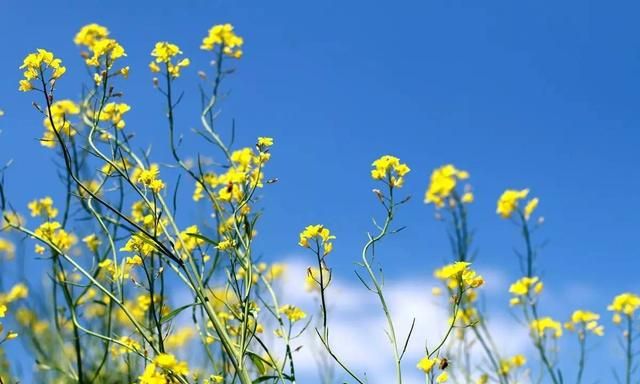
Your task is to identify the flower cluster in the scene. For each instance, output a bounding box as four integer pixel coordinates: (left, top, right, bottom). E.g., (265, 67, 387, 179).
(193, 142, 271, 204)
(424, 164, 471, 207)
(201, 23, 244, 58)
(0, 284, 28, 344)
(18, 49, 66, 92)
(530, 316, 563, 339)
(74, 23, 128, 84)
(370, 155, 411, 188)
(28, 196, 58, 218)
(498, 354, 527, 375)
(95, 102, 131, 129)
(149, 41, 190, 78)
(33, 221, 77, 253)
(565, 310, 604, 337)
(74, 23, 109, 47)
(133, 164, 166, 193)
(40, 99, 80, 148)
(434, 261, 484, 290)
(139, 353, 189, 383)
(608, 292, 640, 324)
(496, 188, 539, 220)
(508, 276, 543, 306)
(0, 238, 16, 260)
(280, 304, 307, 323)
(298, 224, 335, 256)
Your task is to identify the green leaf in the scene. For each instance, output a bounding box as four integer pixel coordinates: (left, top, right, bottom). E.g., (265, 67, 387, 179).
(160, 303, 200, 324)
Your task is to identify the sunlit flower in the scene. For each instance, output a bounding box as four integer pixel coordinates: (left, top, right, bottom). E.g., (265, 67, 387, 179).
(530, 317, 563, 339)
(424, 164, 470, 207)
(201, 23, 244, 58)
(298, 224, 335, 255)
(19, 49, 66, 91)
(371, 155, 410, 188)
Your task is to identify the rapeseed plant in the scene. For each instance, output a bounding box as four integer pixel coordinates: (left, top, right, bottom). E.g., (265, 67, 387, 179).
(0, 21, 634, 384)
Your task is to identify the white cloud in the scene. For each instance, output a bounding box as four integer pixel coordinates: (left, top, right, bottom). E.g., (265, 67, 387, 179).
(278, 258, 531, 384)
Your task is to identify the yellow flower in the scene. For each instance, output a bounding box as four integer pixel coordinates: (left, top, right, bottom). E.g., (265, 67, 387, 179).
(96, 102, 131, 129)
(613, 313, 622, 325)
(608, 292, 640, 316)
(280, 304, 307, 322)
(436, 372, 449, 383)
(530, 317, 563, 338)
(150, 42, 190, 78)
(496, 189, 538, 219)
(34, 221, 77, 252)
(298, 224, 335, 255)
(151, 41, 181, 63)
(112, 336, 141, 356)
(82, 234, 102, 252)
(85, 38, 126, 68)
(135, 164, 166, 193)
(257, 136, 274, 148)
(138, 363, 167, 384)
(434, 262, 483, 288)
(0, 239, 16, 260)
(39, 99, 80, 148)
(175, 225, 205, 256)
(19, 49, 66, 91)
(511, 354, 526, 367)
(121, 233, 156, 257)
(154, 353, 189, 376)
(216, 238, 236, 251)
(461, 191, 474, 204)
(508, 276, 543, 302)
(524, 197, 539, 220)
(424, 164, 469, 207)
(74, 24, 110, 47)
(416, 356, 437, 373)
(149, 61, 161, 73)
(201, 24, 244, 58)
(0, 304, 6, 318)
(0, 283, 28, 305)
(371, 155, 410, 188)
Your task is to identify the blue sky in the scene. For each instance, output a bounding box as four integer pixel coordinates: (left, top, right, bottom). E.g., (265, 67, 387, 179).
(1, 0, 639, 382)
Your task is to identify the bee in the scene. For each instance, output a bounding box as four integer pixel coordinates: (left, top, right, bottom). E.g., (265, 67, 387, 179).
(439, 357, 450, 370)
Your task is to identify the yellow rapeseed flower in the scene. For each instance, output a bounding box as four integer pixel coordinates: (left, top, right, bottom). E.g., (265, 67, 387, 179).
(298, 224, 335, 255)
(201, 24, 244, 58)
(608, 292, 640, 317)
(280, 304, 307, 322)
(496, 189, 539, 220)
(19, 49, 66, 91)
(530, 316, 563, 338)
(150, 42, 190, 78)
(416, 356, 437, 373)
(424, 164, 469, 207)
(371, 155, 410, 188)
(74, 23, 110, 47)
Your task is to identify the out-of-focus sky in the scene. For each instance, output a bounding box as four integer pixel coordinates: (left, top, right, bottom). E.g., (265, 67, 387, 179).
(1, 0, 639, 382)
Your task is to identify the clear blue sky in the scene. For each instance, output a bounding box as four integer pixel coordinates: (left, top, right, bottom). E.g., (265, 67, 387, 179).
(1, 0, 639, 382)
